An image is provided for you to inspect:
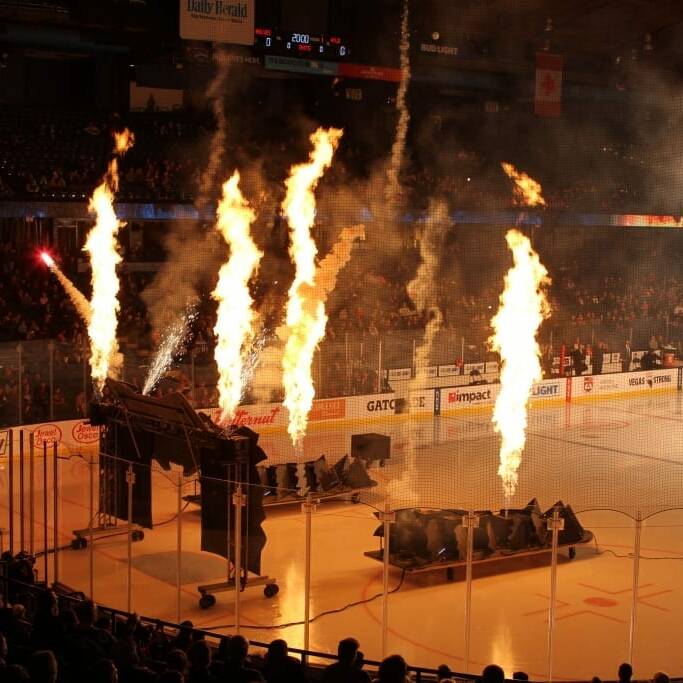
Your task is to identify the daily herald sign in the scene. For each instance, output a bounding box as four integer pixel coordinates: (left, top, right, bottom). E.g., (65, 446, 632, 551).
(180, 0, 254, 46)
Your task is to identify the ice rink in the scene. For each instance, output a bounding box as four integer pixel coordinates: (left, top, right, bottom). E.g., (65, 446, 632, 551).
(3, 388, 683, 680)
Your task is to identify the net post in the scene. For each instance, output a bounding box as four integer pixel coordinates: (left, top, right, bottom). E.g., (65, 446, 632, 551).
(233, 483, 245, 635)
(380, 502, 395, 658)
(546, 506, 564, 683)
(463, 510, 478, 673)
(628, 512, 643, 665)
(302, 492, 316, 661)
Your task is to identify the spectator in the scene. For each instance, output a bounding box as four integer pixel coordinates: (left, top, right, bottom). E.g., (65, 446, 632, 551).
(92, 658, 118, 683)
(618, 663, 633, 683)
(622, 341, 632, 372)
(513, 673, 529, 681)
(187, 640, 216, 683)
(653, 673, 670, 683)
(157, 673, 184, 683)
(437, 664, 453, 680)
(262, 639, 305, 683)
(27, 650, 58, 683)
(375, 654, 409, 683)
(592, 342, 605, 375)
(211, 635, 262, 682)
(3, 665, 30, 682)
(482, 664, 506, 683)
(166, 648, 189, 677)
(322, 637, 371, 683)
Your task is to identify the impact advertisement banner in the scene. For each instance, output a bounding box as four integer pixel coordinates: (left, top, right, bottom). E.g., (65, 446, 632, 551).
(180, 0, 255, 46)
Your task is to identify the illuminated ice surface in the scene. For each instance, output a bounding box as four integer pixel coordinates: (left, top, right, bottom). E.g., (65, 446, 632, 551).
(3, 390, 683, 680)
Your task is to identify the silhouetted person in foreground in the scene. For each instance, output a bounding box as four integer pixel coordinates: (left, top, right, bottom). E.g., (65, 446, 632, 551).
(482, 664, 505, 683)
(322, 638, 371, 683)
(375, 655, 409, 683)
(618, 662, 633, 683)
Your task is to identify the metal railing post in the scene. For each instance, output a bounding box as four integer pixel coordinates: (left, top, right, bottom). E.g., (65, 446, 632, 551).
(233, 483, 244, 634)
(629, 513, 643, 665)
(463, 511, 479, 673)
(302, 493, 316, 660)
(381, 503, 395, 658)
(48, 341, 55, 420)
(126, 463, 135, 613)
(546, 506, 564, 682)
(17, 344, 23, 424)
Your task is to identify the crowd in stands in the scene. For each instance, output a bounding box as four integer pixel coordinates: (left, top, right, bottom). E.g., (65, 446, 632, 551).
(2, 221, 683, 425)
(0, 106, 665, 212)
(0, 578, 673, 683)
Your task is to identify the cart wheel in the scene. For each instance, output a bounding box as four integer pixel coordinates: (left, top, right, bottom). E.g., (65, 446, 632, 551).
(568, 547, 576, 559)
(131, 530, 144, 542)
(71, 537, 87, 550)
(199, 594, 216, 609)
(351, 493, 361, 504)
(264, 583, 279, 598)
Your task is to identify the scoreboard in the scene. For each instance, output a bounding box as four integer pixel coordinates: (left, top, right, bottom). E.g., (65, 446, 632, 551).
(254, 27, 350, 59)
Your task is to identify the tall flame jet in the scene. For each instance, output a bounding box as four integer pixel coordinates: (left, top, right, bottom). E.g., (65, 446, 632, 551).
(83, 129, 134, 391)
(281, 127, 343, 446)
(41, 252, 91, 324)
(491, 164, 550, 500)
(212, 171, 262, 424)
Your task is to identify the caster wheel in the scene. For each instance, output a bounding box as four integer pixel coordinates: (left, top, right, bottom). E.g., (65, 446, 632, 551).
(379, 459, 386, 468)
(199, 594, 216, 609)
(71, 538, 87, 550)
(568, 547, 576, 559)
(264, 583, 279, 598)
(131, 530, 144, 542)
(351, 493, 361, 504)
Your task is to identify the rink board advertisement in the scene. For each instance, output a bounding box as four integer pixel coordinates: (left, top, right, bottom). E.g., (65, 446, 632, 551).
(3, 368, 680, 459)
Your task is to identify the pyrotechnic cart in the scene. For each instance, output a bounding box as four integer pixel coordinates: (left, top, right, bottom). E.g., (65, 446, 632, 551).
(364, 504, 594, 581)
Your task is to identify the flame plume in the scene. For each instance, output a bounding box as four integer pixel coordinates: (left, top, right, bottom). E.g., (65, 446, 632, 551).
(83, 128, 134, 391)
(282, 127, 343, 446)
(312, 224, 364, 298)
(212, 171, 262, 424)
(41, 253, 91, 324)
(489, 229, 550, 499)
(501, 162, 546, 207)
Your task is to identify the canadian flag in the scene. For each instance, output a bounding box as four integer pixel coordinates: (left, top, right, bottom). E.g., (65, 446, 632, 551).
(535, 52, 563, 117)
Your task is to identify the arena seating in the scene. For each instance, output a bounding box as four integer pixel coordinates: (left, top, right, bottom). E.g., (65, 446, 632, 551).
(0, 556, 676, 683)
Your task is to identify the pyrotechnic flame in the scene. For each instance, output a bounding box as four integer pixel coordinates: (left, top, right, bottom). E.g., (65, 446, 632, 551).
(41, 252, 91, 324)
(282, 127, 343, 447)
(501, 162, 546, 207)
(489, 229, 550, 499)
(114, 129, 135, 156)
(142, 304, 198, 396)
(312, 224, 364, 298)
(83, 128, 134, 391)
(212, 171, 262, 423)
